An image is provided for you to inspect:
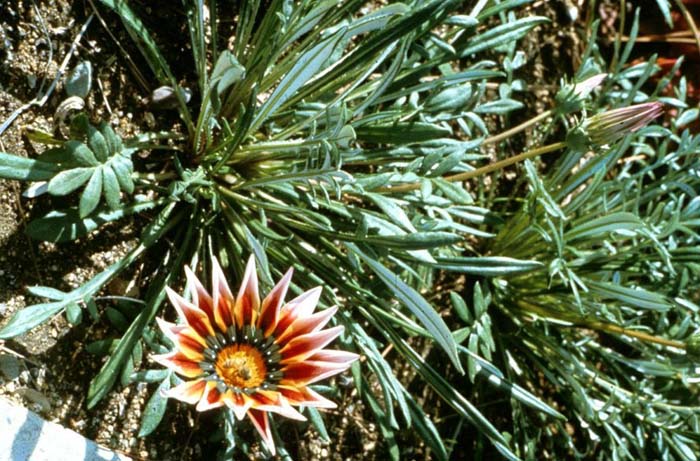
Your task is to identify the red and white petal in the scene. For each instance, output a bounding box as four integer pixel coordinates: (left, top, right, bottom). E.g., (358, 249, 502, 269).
(274, 287, 322, 337)
(165, 379, 207, 405)
(175, 331, 206, 361)
(211, 257, 235, 333)
(222, 391, 254, 420)
(279, 326, 344, 364)
(278, 385, 337, 409)
(280, 360, 352, 385)
(257, 267, 293, 336)
(196, 382, 226, 411)
(249, 390, 306, 421)
(185, 265, 215, 321)
(247, 409, 275, 456)
(166, 287, 215, 338)
(276, 306, 337, 344)
(152, 351, 204, 378)
(233, 256, 260, 327)
(155, 317, 184, 343)
(307, 349, 360, 365)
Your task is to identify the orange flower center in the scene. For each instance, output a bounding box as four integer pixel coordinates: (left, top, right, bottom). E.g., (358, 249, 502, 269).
(215, 343, 267, 388)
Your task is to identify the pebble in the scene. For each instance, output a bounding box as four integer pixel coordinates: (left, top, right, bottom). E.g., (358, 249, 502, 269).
(19, 369, 31, 384)
(0, 354, 20, 380)
(18, 388, 52, 413)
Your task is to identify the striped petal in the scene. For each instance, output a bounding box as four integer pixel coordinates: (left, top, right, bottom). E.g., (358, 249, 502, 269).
(307, 349, 360, 365)
(165, 378, 207, 404)
(278, 385, 337, 408)
(280, 359, 352, 385)
(274, 287, 322, 337)
(258, 267, 293, 336)
(276, 306, 337, 344)
(233, 256, 260, 327)
(249, 389, 306, 421)
(279, 326, 344, 364)
(222, 391, 253, 420)
(166, 287, 215, 338)
(196, 381, 226, 411)
(211, 257, 235, 333)
(185, 265, 215, 321)
(152, 351, 204, 378)
(247, 409, 275, 456)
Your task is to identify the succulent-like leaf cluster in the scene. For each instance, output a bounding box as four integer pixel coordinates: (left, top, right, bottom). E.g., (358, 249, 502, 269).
(0, 1, 698, 459)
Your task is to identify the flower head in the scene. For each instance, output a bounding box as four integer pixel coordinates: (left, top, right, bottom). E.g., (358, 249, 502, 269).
(583, 101, 664, 145)
(154, 256, 358, 455)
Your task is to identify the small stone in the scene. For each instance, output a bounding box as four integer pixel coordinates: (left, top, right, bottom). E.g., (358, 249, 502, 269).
(18, 388, 51, 413)
(18, 369, 31, 384)
(0, 354, 20, 380)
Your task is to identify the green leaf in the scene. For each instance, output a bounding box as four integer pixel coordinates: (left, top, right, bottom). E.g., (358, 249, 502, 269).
(586, 279, 672, 311)
(0, 302, 65, 339)
(129, 369, 170, 383)
(65, 301, 83, 325)
(405, 395, 448, 461)
(0, 152, 60, 181)
(348, 243, 464, 373)
(110, 157, 134, 194)
(26, 286, 67, 300)
(366, 193, 416, 232)
(87, 124, 110, 162)
(26, 199, 163, 243)
(96, 0, 176, 88)
(86, 338, 118, 356)
(432, 256, 543, 276)
(65, 140, 99, 166)
(567, 212, 643, 241)
(355, 122, 452, 144)
(102, 165, 121, 209)
(365, 231, 463, 250)
(87, 204, 187, 408)
(250, 26, 347, 132)
(306, 407, 330, 443)
(459, 16, 548, 57)
(106, 307, 129, 332)
(47, 167, 93, 196)
(450, 291, 472, 323)
(79, 167, 103, 218)
(138, 376, 171, 437)
(99, 122, 122, 155)
(475, 98, 525, 115)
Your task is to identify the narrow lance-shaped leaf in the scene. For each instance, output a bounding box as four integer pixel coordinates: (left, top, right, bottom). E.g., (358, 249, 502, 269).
(79, 167, 103, 218)
(0, 302, 67, 339)
(0, 152, 60, 181)
(138, 375, 171, 437)
(348, 243, 464, 373)
(249, 25, 348, 133)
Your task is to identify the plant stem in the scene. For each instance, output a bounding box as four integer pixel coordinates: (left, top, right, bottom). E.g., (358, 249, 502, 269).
(516, 300, 686, 350)
(378, 141, 566, 193)
(482, 109, 552, 146)
(673, 0, 700, 62)
(586, 320, 686, 350)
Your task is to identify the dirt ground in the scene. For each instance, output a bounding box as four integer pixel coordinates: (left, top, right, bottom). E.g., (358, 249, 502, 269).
(0, 0, 613, 460)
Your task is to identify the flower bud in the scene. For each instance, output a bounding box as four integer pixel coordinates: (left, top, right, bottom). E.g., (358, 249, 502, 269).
(583, 101, 664, 146)
(554, 73, 607, 115)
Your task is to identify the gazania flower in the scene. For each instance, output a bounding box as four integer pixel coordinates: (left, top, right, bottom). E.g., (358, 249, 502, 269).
(154, 256, 358, 455)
